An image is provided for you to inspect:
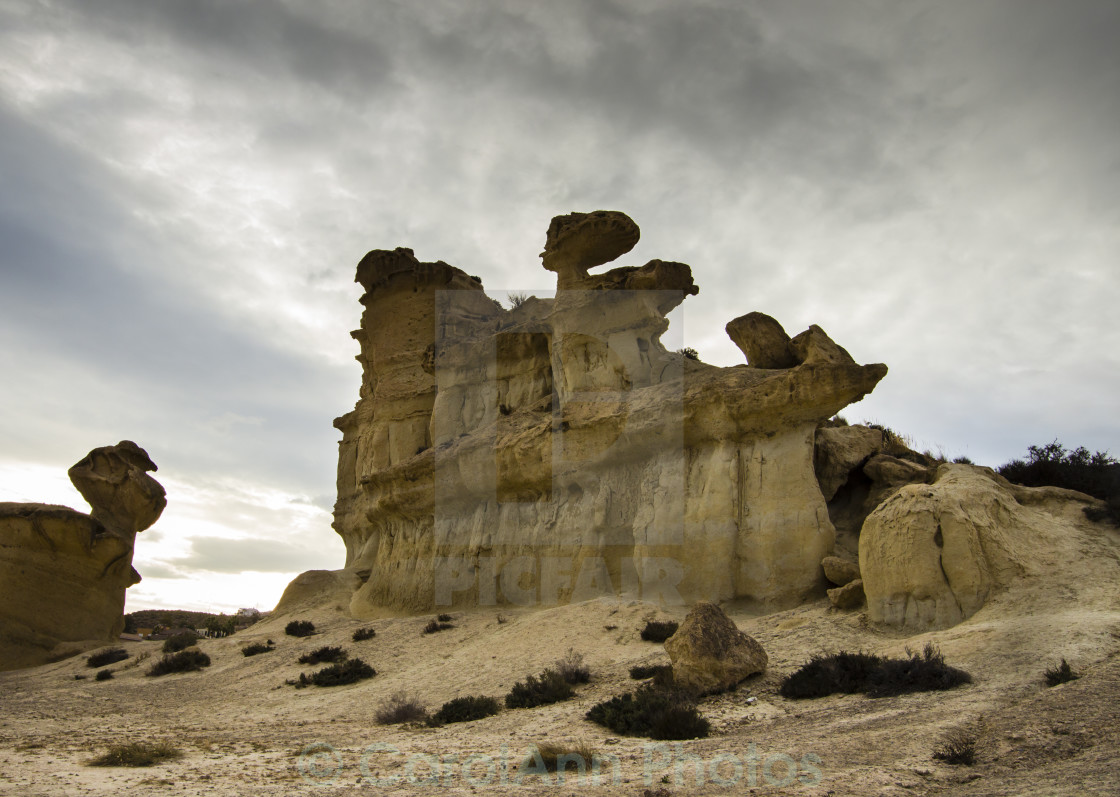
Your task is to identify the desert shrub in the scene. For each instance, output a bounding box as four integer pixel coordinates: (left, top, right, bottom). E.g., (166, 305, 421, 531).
(933, 727, 978, 766)
(868, 644, 972, 698)
(554, 649, 590, 684)
(520, 742, 602, 776)
(424, 619, 454, 634)
(998, 442, 1120, 524)
(630, 664, 673, 681)
(294, 658, 375, 688)
(506, 669, 574, 709)
(298, 646, 347, 665)
(88, 741, 182, 767)
(586, 684, 709, 740)
(147, 649, 211, 677)
(375, 692, 429, 725)
(779, 651, 884, 699)
(640, 621, 678, 643)
(121, 652, 150, 670)
(437, 613, 453, 622)
(352, 627, 376, 642)
(677, 347, 699, 361)
(780, 645, 970, 700)
(507, 292, 530, 309)
(241, 642, 274, 657)
(285, 620, 316, 637)
(74, 674, 87, 680)
(87, 648, 129, 668)
(1044, 659, 1080, 686)
(162, 631, 198, 653)
(953, 456, 974, 465)
(429, 695, 501, 725)
(95, 669, 114, 681)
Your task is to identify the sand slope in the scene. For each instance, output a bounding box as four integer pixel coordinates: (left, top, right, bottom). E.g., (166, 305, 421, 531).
(2, 503, 1118, 796)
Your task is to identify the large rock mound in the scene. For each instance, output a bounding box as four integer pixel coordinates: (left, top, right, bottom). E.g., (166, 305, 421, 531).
(859, 464, 1069, 629)
(317, 211, 886, 617)
(0, 442, 164, 670)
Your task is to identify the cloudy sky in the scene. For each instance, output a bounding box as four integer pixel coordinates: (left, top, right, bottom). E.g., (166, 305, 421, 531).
(1, 0, 1118, 614)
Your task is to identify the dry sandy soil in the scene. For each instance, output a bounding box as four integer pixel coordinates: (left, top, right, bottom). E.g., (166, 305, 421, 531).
(2, 503, 1118, 796)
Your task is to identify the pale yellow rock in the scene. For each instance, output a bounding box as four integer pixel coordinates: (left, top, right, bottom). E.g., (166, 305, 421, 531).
(0, 442, 164, 670)
(308, 211, 887, 618)
(725, 312, 798, 369)
(664, 601, 767, 694)
(859, 464, 1067, 630)
(821, 555, 861, 587)
(827, 578, 865, 609)
(814, 424, 885, 502)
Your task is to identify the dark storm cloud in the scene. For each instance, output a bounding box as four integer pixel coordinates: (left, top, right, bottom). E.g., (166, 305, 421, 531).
(37, 0, 395, 99)
(0, 101, 348, 488)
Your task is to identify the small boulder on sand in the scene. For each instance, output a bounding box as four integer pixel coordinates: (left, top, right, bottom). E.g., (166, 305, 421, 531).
(664, 602, 768, 694)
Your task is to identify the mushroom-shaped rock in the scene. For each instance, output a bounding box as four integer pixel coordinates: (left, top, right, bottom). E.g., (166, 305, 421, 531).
(725, 312, 799, 369)
(67, 440, 166, 535)
(540, 210, 640, 288)
(664, 602, 768, 694)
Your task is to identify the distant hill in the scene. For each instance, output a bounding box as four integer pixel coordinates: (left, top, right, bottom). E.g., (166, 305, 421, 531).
(125, 609, 224, 631)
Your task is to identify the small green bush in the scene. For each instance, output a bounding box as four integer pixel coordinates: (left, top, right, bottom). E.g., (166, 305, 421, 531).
(375, 692, 429, 725)
(429, 695, 501, 725)
(298, 646, 347, 665)
(294, 658, 375, 688)
(161, 631, 198, 653)
(640, 621, 678, 643)
(352, 627, 376, 641)
(147, 649, 211, 677)
(285, 620, 316, 637)
(506, 669, 574, 709)
(630, 664, 672, 681)
(95, 669, 114, 681)
(586, 684, 709, 740)
(241, 642, 274, 657)
(1044, 659, 1080, 686)
(424, 619, 454, 634)
(87, 741, 182, 767)
(554, 649, 590, 684)
(87, 648, 129, 668)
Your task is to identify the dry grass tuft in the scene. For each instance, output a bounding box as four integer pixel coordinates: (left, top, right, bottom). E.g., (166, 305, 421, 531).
(88, 741, 183, 767)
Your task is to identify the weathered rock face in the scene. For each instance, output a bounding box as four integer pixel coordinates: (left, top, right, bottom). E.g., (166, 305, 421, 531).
(664, 601, 768, 694)
(0, 442, 164, 670)
(326, 211, 886, 617)
(860, 465, 1035, 630)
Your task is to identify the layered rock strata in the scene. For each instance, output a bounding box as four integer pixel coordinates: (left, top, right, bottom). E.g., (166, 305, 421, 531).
(322, 211, 887, 617)
(0, 442, 165, 670)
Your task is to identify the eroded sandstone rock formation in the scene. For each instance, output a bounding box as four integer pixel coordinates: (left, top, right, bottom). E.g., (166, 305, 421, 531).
(0, 442, 164, 670)
(300, 210, 887, 618)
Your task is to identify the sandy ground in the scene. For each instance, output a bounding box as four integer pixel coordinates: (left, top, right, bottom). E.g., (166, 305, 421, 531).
(2, 504, 1119, 796)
